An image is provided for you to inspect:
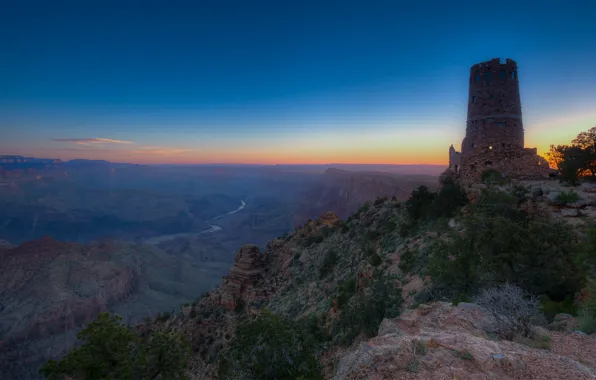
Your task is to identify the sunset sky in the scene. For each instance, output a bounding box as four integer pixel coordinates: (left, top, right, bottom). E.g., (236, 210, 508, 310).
(1, 0, 595, 165)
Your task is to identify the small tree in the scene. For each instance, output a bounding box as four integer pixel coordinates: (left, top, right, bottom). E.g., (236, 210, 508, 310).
(40, 313, 190, 380)
(405, 186, 436, 221)
(473, 284, 546, 340)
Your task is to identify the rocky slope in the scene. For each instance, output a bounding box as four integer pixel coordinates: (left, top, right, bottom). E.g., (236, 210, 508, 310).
(0, 236, 228, 379)
(143, 183, 596, 380)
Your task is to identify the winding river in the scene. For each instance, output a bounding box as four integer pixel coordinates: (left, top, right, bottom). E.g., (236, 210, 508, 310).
(144, 200, 245, 245)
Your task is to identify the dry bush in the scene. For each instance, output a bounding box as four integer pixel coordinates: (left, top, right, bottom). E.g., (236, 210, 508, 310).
(473, 284, 546, 340)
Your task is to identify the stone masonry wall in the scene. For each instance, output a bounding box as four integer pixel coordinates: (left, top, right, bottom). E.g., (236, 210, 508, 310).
(460, 147, 551, 184)
(462, 58, 524, 155)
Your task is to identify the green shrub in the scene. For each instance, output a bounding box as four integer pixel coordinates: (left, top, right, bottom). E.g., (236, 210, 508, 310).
(577, 308, 596, 334)
(234, 299, 245, 314)
(556, 190, 580, 204)
(428, 208, 582, 301)
(335, 275, 403, 345)
(414, 341, 427, 355)
(156, 311, 171, 322)
(541, 295, 576, 321)
(319, 249, 338, 278)
(369, 253, 382, 267)
(405, 186, 436, 221)
(305, 233, 324, 246)
(374, 197, 387, 206)
(219, 310, 323, 380)
(40, 313, 190, 380)
(481, 169, 505, 185)
(398, 249, 417, 273)
(336, 276, 357, 309)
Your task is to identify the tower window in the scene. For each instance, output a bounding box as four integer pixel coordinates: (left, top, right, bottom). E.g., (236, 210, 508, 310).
(472, 96, 476, 103)
(500, 70, 506, 78)
(475, 73, 481, 83)
(485, 72, 493, 83)
(511, 71, 516, 79)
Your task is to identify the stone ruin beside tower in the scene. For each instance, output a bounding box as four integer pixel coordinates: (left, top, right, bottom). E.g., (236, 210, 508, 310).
(444, 58, 552, 186)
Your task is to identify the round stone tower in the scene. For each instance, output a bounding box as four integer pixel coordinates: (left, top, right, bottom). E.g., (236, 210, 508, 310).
(461, 58, 523, 155)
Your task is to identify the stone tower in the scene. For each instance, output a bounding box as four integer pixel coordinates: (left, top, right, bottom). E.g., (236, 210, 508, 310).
(447, 58, 552, 185)
(462, 58, 523, 154)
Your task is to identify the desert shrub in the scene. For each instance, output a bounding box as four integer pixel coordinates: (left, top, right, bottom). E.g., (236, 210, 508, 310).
(374, 197, 387, 206)
(320, 225, 334, 237)
(369, 253, 382, 267)
(577, 309, 596, 334)
(398, 249, 417, 273)
(234, 299, 245, 314)
(40, 313, 190, 380)
(405, 186, 436, 221)
(336, 275, 403, 345)
(319, 249, 338, 278)
(471, 189, 524, 221)
(540, 295, 576, 321)
(305, 233, 324, 246)
(336, 276, 357, 309)
(510, 184, 529, 202)
(556, 190, 580, 204)
(473, 284, 546, 340)
(428, 207, 582, 300)
(306, 313, 330, 342)
(427, 178, 468, 219)
(218, 310, 323, 380)
(481, 168, 505, 185)
(156, 311, 171, 322)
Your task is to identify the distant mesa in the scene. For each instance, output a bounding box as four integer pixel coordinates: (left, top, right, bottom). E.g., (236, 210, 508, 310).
(444, 58, 554, 185)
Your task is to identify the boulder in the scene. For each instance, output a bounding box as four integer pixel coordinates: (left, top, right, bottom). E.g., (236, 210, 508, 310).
(567, 199, 592, 208)
(549, 313, 576, 332)
(531, 185, 543, 197)
(333, 302, 596, 380)
(561, 208, 580, 217)
(547, 191, 561, 204)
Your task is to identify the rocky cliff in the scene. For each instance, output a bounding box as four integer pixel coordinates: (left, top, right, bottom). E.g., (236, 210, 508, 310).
(294, 168, 438, 226)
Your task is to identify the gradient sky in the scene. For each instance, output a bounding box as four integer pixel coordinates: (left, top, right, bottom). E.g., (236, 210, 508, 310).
(1, 0, 595, 165)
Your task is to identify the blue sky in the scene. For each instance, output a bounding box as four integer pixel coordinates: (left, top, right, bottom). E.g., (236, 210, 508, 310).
(1, 0, 595, 164)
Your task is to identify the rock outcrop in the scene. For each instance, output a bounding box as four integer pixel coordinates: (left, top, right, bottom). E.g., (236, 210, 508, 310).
(334, 302, 596, 380)
(217, 244, 266, 310)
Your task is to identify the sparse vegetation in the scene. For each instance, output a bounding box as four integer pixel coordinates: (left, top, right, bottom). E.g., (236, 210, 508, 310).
(556, 190, 580, 204)
(398, 249, 417, 273)
(319, 249, 339, 278)
(481, 168, 505, 185)
(335, 275, 403, 345)
(40, 313, 190, 380)
(428, 189, 583, 301)
(218, 310, 323, 380)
